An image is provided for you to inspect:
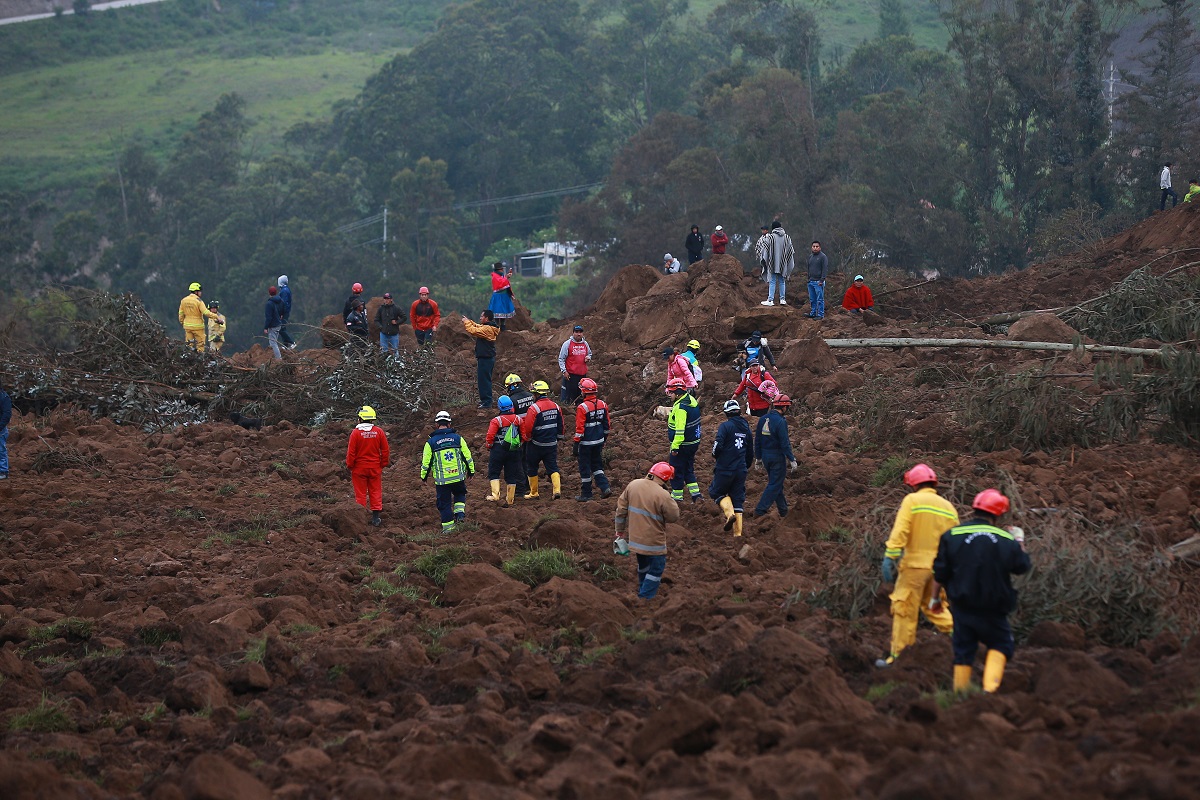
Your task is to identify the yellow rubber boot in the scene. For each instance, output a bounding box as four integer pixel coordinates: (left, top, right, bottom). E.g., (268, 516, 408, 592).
(719, 497, 735, 530)
(506, 484, 516, 506)
(524, 476, 539, 499)
(732, 512, 743, 537)
(953, 665, 973, 693)
(982, 650, 1007, 693)
(550, 472, 561, 500)
(487, 479, 501, 502)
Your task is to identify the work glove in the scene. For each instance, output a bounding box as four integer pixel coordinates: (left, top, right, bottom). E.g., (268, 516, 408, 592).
(613, 537, 630, 556)
(572, 441, 580, 457)
(670, 449, 679, 457)
(1008, 525, 1025, 544)
(881, 556, 899, 584)
(788, 460, 799, 472)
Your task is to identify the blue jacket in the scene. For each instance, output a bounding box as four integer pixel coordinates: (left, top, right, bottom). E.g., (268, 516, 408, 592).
(755, 410, 795, 462)
(712, 416, 753, 474)
(264, 295, 284, 330)
(278, 286, 292, 320)
(0, 387, 11, 430)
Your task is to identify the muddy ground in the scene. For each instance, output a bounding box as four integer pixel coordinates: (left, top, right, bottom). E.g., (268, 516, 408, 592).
(1, 207, 1199, 799)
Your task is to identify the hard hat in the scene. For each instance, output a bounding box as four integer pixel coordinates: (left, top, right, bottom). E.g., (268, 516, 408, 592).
(722, 399, 742, 415)
(904, 463, 938, 487)
(435, 410, 452, 424)
(758, 380, 779, 402)
(505, 373, 522, 387)
(208, 300, 219, 308)
(189, 282, 202, 292)
(973, 489, 1010, 517)
(665, 378, 687, 393)
(532, 380, 550, 394)
(358, 405, 376, 421)
(715, 225, 723, 231)
(687, 339, 700, 350)
(352, 282, 363, 293)
(419, 286, 430, 294)
(497, 396, 514, 411)
(648, 462, 675, 482)
(775, 393, 792, 408)
(579, 378, 598, 395)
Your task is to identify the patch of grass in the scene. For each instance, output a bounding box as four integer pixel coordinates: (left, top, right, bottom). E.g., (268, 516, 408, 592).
(242, 637, 267, 664)
(236, 706, 256, 722)
(136, 625, 181, 647)
(412, 545, 473, 586)
(864, 682, 902, 702)
(327, 664, 347, 681)
(203, 515, 271, 548)
(281, 623, 319, 637)
(870, 456, 908, 488)
(394, 585, 423, 602)
(816, 525, 855, 544)
(8, 695, 75, 733)
(359, 607, 383, 621)
(622, 627, 651, 643)
(366, 576, 402, 599)
(84, 646, 125, 660)
(502, 548, 576, 586)
(592, 563, 622, 581)
(35, 654, 78, 669)
(29, 617, 94, 644)
(141, 703, 167, 723)
(170, 507, 202, 520)
(217, 484, 237, 496)
(417, 622, 455, 659)
(928, 686, 979, 709)
(401, 530, 443, 543)
(578, 645, 617, 665)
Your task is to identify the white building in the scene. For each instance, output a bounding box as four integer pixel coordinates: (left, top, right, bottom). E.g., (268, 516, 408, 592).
(516, 242, 582, 278)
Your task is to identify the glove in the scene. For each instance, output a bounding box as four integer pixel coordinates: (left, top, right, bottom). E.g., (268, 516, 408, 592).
(613, 537, 630, 556)
(929, 597, 945, 614)
(788, 460, 799, 472)
(670, 449, 679, 456)
(881, 556, 899, 584)
(572, 441, 580, 457)
(1008, 525, 1025, 544)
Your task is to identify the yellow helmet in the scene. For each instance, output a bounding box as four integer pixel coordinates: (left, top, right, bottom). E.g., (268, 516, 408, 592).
(687, 339, 701, 350)
(357, 405, 377, 421)
(189, 282, 202, 292)
(532, 380, 550, 395)
(505, 373, 522, 387)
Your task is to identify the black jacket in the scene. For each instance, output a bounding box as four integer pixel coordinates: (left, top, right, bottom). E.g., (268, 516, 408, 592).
(344, 294, 363, 321)
(375, 302, 404, 333)
(933, 516, 1032, 614)
(0, 387, 11, 430)
(685, 231, 704, 259)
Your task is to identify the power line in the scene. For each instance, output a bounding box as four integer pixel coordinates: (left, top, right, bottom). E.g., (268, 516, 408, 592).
(421, 182, 603, 213)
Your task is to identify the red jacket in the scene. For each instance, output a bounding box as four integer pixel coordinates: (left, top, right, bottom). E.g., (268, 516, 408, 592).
(346, 423, 390, 473)
(842, 284, 874, 311)
(711, 230, 729, 254)
(486, 412, 525, 449)
(491, 272, 511, 292)
(734, 368, 776, 412)
(410, 297, 440, 331)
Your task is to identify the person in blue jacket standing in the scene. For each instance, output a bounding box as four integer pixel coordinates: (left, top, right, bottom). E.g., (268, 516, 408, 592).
(277, 275, 296, 349)
(752, 382, 797, 517)
(710, 398, 753, 536)
(0, 382, 12, 480)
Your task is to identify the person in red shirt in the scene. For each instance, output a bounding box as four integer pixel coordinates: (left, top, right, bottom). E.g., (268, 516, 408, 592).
(842, 274, 875, 314)
(710, 225, 729, 255)
(346, 405, 390, 527)
(573, 378, 612, 501)
(410, 286, 440, 345)
(558, 325, 593, 405)
(732, 359, 776, 417)
(485, 395, 527, 506)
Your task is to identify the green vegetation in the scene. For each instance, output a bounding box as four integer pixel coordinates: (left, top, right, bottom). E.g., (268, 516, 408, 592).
(29, 617, 93, 644)
(8, 695, 75, 733)
(502, 548, 576, 586)
(242, 637, 267, 663)
(282, 623, 320, 637)
(864, 681, 902, 702)
(592, 563, 623, 581)
(412, 545, 473, 586)
(870, 456, 908, 488)
(578, 644, 617, 665)
(136, 624, 181, 646)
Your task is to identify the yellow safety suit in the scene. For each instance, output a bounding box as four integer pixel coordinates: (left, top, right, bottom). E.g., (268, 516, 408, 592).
(208, 314, 227, 354)
(178, 293, 218, 351)
(884, 487, 958, 659)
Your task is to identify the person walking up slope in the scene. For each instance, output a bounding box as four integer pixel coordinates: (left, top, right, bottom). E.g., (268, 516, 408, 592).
(614, 462, 681, 600)
(665, 378, 702, 503)
(732, 359, 776, 416)
(710, 399, 754, 536)
(522, 380, 565, 500)
(420, 410, 475, 534)
(752, 383, 797, 518)
(485, 395, 527, 507)
(931, 489, 1031, 693)
(876, 464, 958, 669)
(663, 346, 698, 392)
(573, 378, 612, 501)
(346, 405, 390, 527)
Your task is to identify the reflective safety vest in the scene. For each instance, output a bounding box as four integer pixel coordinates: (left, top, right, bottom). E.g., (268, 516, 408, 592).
(667, 392, 701, 449)
(420, 428, 474, 486)
(525, 397, 563, 447)
(575, 398, 610, 446)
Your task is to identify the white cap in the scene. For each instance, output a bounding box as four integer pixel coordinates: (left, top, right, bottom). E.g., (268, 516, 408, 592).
(664, 253, 672, 260)
(854, 274, 864, 281)
(715, 225, 723, 231)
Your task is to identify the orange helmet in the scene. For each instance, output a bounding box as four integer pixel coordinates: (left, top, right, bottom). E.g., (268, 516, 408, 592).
(352, 282, 363, 293)
(648, 462, 675, 482)
(904, 463, 938, 487)
(774, 393, 792, 408)
(973, 489, 1010, 517)
(579, 378, 598, 396)
(665, 378, 687, 393)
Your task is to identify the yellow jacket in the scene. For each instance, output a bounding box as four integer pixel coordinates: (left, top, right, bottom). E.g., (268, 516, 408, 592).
(615, 477, 680, 555)
(885, 487, 959, 570)
(208, 314, 227, 339)
(179, 294, 217, 329)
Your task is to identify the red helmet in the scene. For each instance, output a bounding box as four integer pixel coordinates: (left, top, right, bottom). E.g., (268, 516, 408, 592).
(665, 378, 687, 393)
(352, 282, 363, 293)
(758, 379, 779, 402)
(648, 462, 675, 482)
(774, 393, 792, 408)
(973, 489, 1010, 516)
(579, 378, 598, 395)
(904, 463, 938, 487)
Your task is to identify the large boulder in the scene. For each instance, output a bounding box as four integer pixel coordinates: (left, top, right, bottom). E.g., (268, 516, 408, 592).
(775, 336, 837, 375)
(443, 564, 529, 605)
(731, 306, 791, 337)
(531, 577, 633, 629)
(181, 754, 271, 800)
(588, 264, 661, 315)
(1008, 313, 1087, 344)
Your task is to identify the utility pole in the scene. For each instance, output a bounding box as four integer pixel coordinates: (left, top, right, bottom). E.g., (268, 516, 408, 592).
(1107, 60, 1115, 142)
(382, 205, 387, 254)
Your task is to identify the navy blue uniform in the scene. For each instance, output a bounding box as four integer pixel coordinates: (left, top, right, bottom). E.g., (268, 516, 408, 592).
(526, 397, 563, 479)
(708, 416, 753, 511)
(753, 409, 795, 517)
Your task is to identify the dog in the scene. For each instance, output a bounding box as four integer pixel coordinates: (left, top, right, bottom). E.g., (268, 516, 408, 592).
(228, 412, 264, 431)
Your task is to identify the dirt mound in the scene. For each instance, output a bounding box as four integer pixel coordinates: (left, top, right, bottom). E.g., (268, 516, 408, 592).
(587, 264, 662, 315)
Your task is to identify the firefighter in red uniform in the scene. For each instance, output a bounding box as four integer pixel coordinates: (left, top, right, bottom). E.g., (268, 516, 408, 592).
(484, 395, 527, 506)
(522, 380, 564, 499)
(573, 378, 612, 501)
(346, 405, 390, 527)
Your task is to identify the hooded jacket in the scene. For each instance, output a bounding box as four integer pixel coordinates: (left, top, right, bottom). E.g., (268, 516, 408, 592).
(277, 275, 292, 320)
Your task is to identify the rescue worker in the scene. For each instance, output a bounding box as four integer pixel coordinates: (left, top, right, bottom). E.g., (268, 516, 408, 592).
(732, 358, 776, 417)
(521, 380, 564, 500)
(420, 410, 475, 534)
(558, 325, 592, 405)
(665, 378, 702, 502)
(346, 405, 390, 527)
(206, 301, 227, 354)
(462, 309, 499, 408)
(710, 398, 753, 536)
(343, 282, 364, 322)
(875, 464, 958, 669)
(931, 489, 1031, 694)
(410, 286, 440, 345)
(178, 282, 220, 352)
(484, 395, 526, 506)
(613, 461, 681, 600)
(682, 339, 703, 390)
(505, 374, 536, 497)
(752, 383, 797, 518)
(573, 377, 611, 501)
(663, 346, 698, 392)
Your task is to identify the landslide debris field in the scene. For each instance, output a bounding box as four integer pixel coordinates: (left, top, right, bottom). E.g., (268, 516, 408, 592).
(2, 209, 1200, 799)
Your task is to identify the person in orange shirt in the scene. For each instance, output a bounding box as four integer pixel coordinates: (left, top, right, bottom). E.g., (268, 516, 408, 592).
(346, 405, 390, 527)
(410, 286, 440, 345)
(841, 274, 875, 314)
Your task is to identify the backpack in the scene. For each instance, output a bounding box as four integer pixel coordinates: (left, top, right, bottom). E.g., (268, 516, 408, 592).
(503, 420, 522, 450)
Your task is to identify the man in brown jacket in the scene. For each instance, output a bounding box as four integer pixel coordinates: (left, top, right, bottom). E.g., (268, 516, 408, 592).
(614, 461, 681, 599)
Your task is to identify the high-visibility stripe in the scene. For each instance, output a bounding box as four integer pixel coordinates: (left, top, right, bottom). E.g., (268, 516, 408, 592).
(951, 524, 1013, 540)
(912, 505, 958, 520)
(631, 543, 667, 553)
(614, 516, 627, 525)
(629, 506, 664, 522)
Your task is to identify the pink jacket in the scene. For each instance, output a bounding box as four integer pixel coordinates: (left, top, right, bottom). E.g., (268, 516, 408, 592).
(667, 353, 698, 389)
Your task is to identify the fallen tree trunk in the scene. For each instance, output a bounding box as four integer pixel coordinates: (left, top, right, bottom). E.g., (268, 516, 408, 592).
(823, 337, 1165, 357)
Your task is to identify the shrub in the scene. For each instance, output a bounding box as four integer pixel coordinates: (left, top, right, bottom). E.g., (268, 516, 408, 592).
(870, 456, 908, 487)
(412, 545, 472, 586)
(503, 548, 576, 586)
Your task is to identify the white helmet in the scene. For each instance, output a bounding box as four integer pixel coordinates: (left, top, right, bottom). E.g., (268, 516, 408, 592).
(435, 410, 452, 424)
(715, 225, 723, 231)
(722, 399, 742, 415)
